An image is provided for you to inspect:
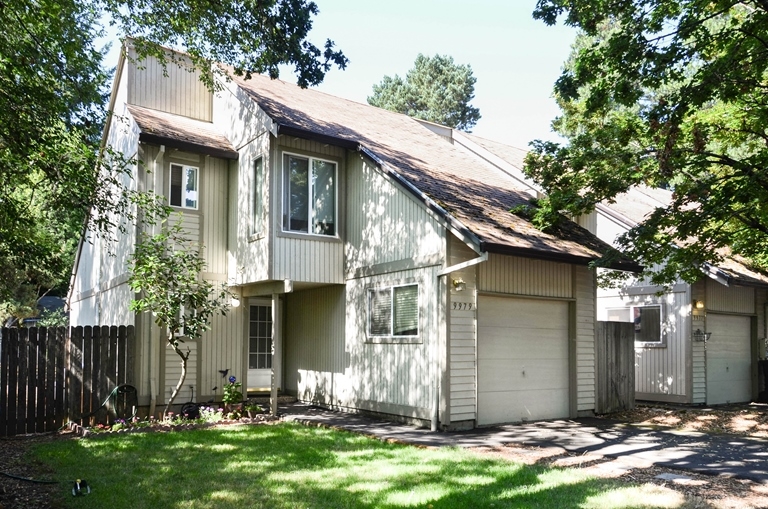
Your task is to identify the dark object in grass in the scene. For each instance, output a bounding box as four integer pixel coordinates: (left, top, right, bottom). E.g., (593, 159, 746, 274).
(72, 479, 90, 496)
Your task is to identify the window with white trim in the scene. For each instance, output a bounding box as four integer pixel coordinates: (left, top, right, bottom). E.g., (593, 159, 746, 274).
(170, 164, 199, 209)
(252, 157, 264, 236)
(605, 305, 663, 344)
(282, 153, 336, 236)
(368, 284, 419, 337)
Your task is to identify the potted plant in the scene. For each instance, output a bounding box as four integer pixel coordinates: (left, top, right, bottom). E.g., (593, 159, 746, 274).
(222, 376, 243, 415)
(244, 402, 263, 418)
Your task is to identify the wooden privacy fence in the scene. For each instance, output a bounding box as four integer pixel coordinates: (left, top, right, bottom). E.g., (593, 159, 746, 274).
(596, 321, 636, 414)
(0, 326, 135, 437)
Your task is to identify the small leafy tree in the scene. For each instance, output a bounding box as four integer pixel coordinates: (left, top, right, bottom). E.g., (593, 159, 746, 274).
(128, 217, 231, 415)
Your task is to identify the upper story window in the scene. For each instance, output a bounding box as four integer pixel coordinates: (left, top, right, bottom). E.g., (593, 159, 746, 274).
(368, 284, 419, 338)
(282, 153, 336, 236)
(252, 157, 264, 236)
(170, 163, 198, 209)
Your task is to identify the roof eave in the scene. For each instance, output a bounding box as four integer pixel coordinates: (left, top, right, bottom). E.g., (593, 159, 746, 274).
(138, 132, 239, 160)
(481, 241, 643, 272)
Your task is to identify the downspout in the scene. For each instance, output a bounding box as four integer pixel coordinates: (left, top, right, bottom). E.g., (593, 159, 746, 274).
(147, 145, 165, 418)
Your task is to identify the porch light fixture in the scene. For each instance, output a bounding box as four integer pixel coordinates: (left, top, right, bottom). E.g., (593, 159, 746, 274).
(231, 296, 241, 308)
(692, 329, 712, 342)
(452, 278, 466, 292)
(693, 299, 705, 309)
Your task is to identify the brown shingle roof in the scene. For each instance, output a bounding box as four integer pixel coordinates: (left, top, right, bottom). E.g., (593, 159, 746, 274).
(231, 74, 636, 269)
(127, 105, 238, 159)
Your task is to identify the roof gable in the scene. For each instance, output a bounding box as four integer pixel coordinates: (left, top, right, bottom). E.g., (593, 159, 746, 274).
(230, 73, 635, 269)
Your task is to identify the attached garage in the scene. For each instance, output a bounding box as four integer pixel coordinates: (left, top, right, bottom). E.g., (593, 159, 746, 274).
(706, 314, 752, 405)
(477, 295, 570, 425)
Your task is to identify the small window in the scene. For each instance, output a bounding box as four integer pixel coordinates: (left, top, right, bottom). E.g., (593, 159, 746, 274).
(368, 284, 419, 338)
(283, 153, 336, 236)
(170, 164, 198, 209)
(605, 305, 663, 344)
(633, 305, 662, 343)
(252, 157, 264, 236)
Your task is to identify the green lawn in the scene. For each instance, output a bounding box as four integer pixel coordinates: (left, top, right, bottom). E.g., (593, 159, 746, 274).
(31, 423, 687, 508)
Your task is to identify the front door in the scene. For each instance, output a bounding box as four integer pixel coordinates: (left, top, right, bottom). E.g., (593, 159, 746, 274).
(248, 301, 273, 391)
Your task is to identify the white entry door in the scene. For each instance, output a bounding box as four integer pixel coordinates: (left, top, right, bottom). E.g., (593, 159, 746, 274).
(706, 314, 751, 405)
(477, 296, 570, 425)
(248, 302, 273, 391)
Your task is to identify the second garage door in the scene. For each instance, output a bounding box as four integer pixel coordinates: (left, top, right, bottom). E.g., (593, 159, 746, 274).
(477, 295, 569, 425)
(706, 314, 752, 405)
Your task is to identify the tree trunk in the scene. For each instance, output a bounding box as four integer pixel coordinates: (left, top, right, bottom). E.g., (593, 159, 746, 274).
(163, 343, 190, 416)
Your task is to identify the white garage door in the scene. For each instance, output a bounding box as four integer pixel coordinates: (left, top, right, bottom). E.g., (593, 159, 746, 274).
(706, 314, 752, 405)
(477, 296, 569, 425)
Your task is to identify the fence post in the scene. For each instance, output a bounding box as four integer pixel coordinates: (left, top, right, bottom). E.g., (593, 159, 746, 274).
(0, 328, 9, 436)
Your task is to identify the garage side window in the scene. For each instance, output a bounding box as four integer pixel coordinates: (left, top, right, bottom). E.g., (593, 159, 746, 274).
(368, 284, 419, 338)
(170, 164, 198, 209)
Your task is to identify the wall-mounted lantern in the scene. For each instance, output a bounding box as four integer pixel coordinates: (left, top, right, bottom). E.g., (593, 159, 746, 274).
(693, 329, 712, 342)
(452, 278, 466, 292)
(693, 299, 705, 310)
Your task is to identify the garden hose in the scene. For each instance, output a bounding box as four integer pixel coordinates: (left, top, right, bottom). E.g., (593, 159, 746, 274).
(0, 471, 58, 484)
(63, 383, 139, 429)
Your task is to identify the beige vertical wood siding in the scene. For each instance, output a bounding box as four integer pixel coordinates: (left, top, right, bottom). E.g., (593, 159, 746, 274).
(447, 236, 479, 423)
(272, 137, 345, 284)
(573, 265, 596, 412)
(200, 156, 229, 274)
(126, 47, 212, 121)
(345, 154, 445, 275)
(164, 340, 197, 403)
(197, 306, 245, 402)
(284, 286, 346, 406)
(478, 255, 573, 297)
(707, 280, 755, 314)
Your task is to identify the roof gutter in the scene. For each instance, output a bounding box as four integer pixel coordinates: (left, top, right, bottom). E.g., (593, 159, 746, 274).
(480, 241, 643, 273)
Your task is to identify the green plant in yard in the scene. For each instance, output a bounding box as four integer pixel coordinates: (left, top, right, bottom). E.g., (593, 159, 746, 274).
(128, 215, 232, 416)
(222, 377, 243, 405)
(30, 423, 690, 509)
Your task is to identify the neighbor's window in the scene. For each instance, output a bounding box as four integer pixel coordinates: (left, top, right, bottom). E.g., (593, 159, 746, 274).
(252, 157, 264, 236)
(283, 153, 336, 235)
(170, 164, 198, 209)
(633, 305, 662, 343)
(606, 305, 663, 344)
(368, 284, 419, 337)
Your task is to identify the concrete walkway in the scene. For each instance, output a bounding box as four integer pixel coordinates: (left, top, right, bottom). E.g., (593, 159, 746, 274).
(281, 403, 768, 484)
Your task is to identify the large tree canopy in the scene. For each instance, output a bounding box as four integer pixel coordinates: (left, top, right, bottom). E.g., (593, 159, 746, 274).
(0, 0, 345, 324)
(368, 54, 481, 131)
(524, 0, 768, 285)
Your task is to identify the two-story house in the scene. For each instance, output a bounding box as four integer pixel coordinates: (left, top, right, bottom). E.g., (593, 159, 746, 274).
(68, 42, 638, 429)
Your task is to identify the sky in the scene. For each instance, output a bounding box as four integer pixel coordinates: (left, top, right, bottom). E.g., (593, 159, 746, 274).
(292, 0, 578, 149)
(104, 0, 577, 150)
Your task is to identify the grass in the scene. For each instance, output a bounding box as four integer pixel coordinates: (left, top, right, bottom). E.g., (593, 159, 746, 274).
(30, 422, 688, 509)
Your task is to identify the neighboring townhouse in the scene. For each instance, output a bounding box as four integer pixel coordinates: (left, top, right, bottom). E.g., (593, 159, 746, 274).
(438, 127, 768, 406)
(68, 42, 637, 429)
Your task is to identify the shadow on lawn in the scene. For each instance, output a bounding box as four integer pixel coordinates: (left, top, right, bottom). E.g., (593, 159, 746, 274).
(31, 424, 676, 509)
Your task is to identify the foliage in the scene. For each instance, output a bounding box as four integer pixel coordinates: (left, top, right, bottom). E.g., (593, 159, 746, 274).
(222, 377, 244, 405)
(128, 214, 231, 414)
(37, 308, 70, 327)
(368, 54, 481, 131)
(30, 423, 675, 509)
(0, 0, 345, 324)
(525, 1, 768, 285)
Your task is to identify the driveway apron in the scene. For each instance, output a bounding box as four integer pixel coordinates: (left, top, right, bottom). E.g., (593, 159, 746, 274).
(281, 403, 768, 484)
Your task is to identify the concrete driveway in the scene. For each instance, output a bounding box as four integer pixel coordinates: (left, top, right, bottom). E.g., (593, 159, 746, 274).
(281, 403, 768, 484)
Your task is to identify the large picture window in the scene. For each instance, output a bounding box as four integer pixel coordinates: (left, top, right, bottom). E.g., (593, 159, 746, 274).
(170, 164, 198, 209)
(368, 284, 419, 338)
(283, 153, 336, 236)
